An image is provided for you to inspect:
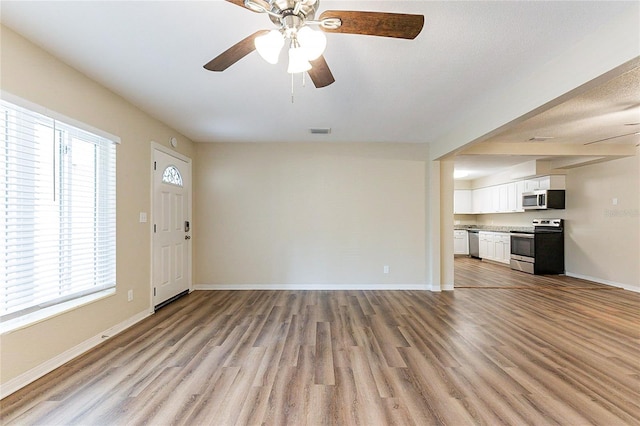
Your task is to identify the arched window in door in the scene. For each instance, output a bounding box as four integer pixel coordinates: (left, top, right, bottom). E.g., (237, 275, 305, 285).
(162, 165, 183, 187)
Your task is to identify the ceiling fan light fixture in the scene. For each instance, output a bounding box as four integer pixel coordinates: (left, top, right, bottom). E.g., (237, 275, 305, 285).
(206, 2, 425, 88)
(297, 26, 327, 60)
(319, 17, 342, 30)
(287, 45, 312, 73)
(255, 30, 284, 64)
(244, 0, 270, 14)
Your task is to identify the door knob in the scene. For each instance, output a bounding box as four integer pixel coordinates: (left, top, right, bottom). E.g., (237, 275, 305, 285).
(185, 235, 191, 240)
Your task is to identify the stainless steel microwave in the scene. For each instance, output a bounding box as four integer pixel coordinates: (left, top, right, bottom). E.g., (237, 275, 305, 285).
(522, 190, 565, 210)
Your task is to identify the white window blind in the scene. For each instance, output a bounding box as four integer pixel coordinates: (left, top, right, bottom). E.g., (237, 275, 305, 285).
(0, 99, 117, 322)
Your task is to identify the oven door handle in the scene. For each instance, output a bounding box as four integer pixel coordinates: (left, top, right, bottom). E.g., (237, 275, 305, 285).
(511, 233, 534, 238)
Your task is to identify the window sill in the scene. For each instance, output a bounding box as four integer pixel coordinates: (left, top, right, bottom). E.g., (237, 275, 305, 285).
(1, 289, 116, 335)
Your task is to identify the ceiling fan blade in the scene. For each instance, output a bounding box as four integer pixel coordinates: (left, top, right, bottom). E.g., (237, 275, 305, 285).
(308, 56, 335, 88)
(319, 10, 424, 39)
(204, 30, 268, 72)
(225, 0, 247, 9)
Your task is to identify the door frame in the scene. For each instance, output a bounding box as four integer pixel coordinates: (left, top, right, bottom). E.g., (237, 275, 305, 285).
(149, 141, 193, 312)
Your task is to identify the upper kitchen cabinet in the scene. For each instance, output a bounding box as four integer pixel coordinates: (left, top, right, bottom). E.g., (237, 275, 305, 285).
(535, 175, 566, 190)
(472, 187, 491, 213)
(463, 183, 516, 214)
(453, 189, 473, 214)
(454, 175, 566, 214)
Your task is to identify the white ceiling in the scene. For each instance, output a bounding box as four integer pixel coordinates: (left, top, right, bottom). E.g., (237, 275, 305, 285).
(1, 1, 638, 177)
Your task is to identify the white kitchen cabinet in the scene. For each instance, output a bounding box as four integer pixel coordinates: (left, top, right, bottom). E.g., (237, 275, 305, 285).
(479, 232, 494, 259)
(515, 180, 525, 211)
(470, 183, 519, 214)
(536, 175, 566, 190)
(479, 231, 510, 264)
(464, 175, 565, 215)
(494, 236, 505, 262)
(473, 187, 490, 214)
(490, 186, 501, 213)
(506, 182, 518, 212)
(483, 187, 493, 213)
(500, 234, 511, 264)
(454, 190, 472, 214)
(524, 175, 566, 192)
(498, 184, 509, 212)
(524, 179, 540, 193)
(494, 234, 511, 264)
(454, 230, 469, 255)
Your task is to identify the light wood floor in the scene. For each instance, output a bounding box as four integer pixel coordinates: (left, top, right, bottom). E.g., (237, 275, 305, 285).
(454, 256, 626, 289)
(2, 259, 639, 425)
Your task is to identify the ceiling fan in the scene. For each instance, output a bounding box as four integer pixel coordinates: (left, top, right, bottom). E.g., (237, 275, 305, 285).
(204, 0, 425, 88)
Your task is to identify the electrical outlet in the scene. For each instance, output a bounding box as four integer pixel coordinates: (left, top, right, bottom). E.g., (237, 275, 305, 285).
(127, 290, 133, 302)
(383, 265, 390, 274)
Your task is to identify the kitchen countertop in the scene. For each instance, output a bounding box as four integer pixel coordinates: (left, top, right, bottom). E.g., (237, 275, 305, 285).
(454, 225, 534, 233)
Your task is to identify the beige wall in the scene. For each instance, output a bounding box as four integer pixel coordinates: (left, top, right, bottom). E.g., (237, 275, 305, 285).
(0, 26, 195, 384)
(564, 152, 639, 291)
(194, 143, 428, 287)
(439, 160, 455, 290)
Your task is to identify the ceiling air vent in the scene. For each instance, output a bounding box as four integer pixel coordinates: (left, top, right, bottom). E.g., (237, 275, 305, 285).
(527, 136, 554, 142)
(309, 128, 331, 135)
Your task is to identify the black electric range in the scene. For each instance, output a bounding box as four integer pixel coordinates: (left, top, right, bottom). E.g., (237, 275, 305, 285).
(510, 219, 564, 275)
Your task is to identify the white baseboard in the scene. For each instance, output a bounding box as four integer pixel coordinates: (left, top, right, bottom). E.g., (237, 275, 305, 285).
(565, 272, 639, 293)
(1, 309, 152, 399)
(194, 283, 432, 291)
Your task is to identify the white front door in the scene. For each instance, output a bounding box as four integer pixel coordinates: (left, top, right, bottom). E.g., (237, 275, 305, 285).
(152, 148, 191, 308)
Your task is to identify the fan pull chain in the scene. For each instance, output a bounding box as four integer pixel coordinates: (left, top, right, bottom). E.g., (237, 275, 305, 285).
(290, 73, 306, 103)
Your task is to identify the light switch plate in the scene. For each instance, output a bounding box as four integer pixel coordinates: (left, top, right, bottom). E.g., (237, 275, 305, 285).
(139, 212, 147, 223)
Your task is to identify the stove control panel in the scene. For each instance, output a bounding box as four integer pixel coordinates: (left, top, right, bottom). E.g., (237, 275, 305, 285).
(533, 218, 563, 228)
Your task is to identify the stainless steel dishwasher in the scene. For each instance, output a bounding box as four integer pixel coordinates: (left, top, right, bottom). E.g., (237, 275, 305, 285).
(468, 230, 480, 258)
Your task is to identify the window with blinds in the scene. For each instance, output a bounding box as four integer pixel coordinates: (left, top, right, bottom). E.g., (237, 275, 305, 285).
(1, 98, 117, 323)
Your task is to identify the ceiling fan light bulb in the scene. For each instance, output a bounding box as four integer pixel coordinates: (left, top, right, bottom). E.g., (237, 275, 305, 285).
(287, 47, 312, 73)
(297, 26, 326, 60)
(244, 0, 269, 13)
(255, 30, 284, 64)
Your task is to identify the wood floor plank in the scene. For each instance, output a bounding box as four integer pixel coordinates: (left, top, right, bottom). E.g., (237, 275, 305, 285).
(359, 326, 398, 398)
(314, 321, 335, 385)
(214, 346, 266, 425)
(348, 345, 392, 424)
(381, 396, 417, 426)
(333, 367, 360, 425)
(2, 258, 639, 425)
(252, 321, 290, 388)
